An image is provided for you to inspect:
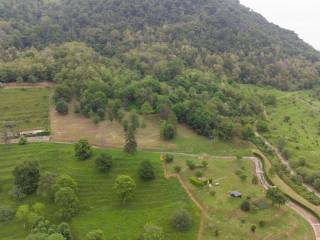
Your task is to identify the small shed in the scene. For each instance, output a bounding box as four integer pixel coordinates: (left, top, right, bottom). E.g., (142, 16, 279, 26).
(229, 191, 242, 198)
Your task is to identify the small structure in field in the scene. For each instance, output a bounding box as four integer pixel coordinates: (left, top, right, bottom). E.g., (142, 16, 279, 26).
(229, 191, 242, 198)
(19, 129, 46, 137)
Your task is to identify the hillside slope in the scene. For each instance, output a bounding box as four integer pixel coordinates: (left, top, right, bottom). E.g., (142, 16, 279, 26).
(0, 0, 319, 89)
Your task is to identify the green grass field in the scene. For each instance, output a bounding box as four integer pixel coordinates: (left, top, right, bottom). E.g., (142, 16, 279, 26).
(166, 155, 314, 240)
(0, 143, 199, 240)
(0, 88, 49, 133)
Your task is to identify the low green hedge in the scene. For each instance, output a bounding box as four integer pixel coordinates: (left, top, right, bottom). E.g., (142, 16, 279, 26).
(189, 176, 206, 187)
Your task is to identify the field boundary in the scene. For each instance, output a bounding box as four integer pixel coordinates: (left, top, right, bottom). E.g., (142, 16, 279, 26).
(162, 159, 205, 240)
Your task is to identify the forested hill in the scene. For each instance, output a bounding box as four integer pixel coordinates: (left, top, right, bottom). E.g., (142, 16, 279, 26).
(0, 0, 320, 90)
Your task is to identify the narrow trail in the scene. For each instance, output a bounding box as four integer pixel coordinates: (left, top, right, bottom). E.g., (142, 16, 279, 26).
(255, 131, 320, 198)
(162, 161, 206, 240)
(249, 155, 320, 240)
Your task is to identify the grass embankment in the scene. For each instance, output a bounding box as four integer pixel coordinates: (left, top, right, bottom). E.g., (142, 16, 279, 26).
(0, 88, 49, 133)
(0, 143, 199, 240)
(166, 154, 313, 240)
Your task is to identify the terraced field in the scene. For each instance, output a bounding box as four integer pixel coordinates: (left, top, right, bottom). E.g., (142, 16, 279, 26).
(0, 88, 50, 133)
(0, 143, 199, 240)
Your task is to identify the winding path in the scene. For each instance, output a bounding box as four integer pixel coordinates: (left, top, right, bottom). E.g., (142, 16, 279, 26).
(255, 131, 320, 198)
(248, 155, 320, 240)
(162, 161, 206, 240)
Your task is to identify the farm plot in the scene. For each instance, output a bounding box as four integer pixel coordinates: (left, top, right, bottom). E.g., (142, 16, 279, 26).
(0, 143, 199, 240)
(0, 88, 50, 133)
(166, 154, 314, 240)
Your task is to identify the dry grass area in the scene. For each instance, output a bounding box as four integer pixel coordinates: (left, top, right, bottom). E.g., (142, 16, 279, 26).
(50, 104, 176, 149)
(2, 81, 54, 89)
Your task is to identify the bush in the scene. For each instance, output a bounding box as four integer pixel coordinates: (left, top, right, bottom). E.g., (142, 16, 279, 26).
(160, 122, 176, 140)
(164, 154, 174, 163)
(251, 176, 258, 185)
(174, 166, 181, 173)
(0, 206, 14, 223)
(186, 160, 196, 170)
(258, 220, 266, 228)
(85, 229, 104, 240)
(8, 187, 27, 201)
(56, 100, 69, 115)
(138, 161, 155, 181)
(240, 200, 250, 212)
(201, 160, 208, 168)
(251, 225, 256, 232)
(13, 161, 40, 195)
(189, 176, 206, 187)
(74, 139, 92, 160)
(195, 171, 203, 178)
(95, 153, 113, 173)
(209, 190, 216, 197)
(170, 209, 193, 232)
(18, 137, 28, 145)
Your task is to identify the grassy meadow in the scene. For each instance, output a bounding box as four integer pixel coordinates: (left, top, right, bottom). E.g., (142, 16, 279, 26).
(0, 88, 50, 133)
(166, 155, 314, 240)
(0, 143, 199, 240)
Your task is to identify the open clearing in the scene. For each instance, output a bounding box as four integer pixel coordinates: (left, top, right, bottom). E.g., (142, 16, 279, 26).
(0, 143, 199, 240)
(166, 154, 314, 240)
(0, 88, 50, 133)
(50, 104, 251, 156)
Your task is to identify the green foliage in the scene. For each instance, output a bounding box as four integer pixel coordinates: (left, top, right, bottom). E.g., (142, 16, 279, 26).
(37, 171, 57, 199)
(53, 174, 78, 194)
(13, 161, 40, 195)
(0, 206, 14, 224)
(240, 200, 251, 212)
(85, 229, 105, 240)
(54, 187, 79, 220)
(170, 209, 193, 232)
(124, 127, 137, 154)
(160, 121, 176, 140)
(74, 139, 92, 160)
(113, 175, 136, 204)
(141, 223, 164, 240)
(174, 166, 181, 173)
(18, 136, 28, 145)
(186, 160, 196, 170)
(266, 187, 287, 207)
(138, 161, 155, 181)
(141, 102, 154, 115)
(55, 100, 69, 115)
(189, 176, 206, 187)
(95, 153, 113, 173)
(164, 154, 174, 163)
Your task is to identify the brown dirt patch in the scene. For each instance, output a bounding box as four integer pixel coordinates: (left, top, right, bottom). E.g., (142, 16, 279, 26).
(2, 81, 54, 89)
(50, 104, 175, 149)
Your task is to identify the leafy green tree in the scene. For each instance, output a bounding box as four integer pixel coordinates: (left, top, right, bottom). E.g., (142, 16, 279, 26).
(57, 222, 73, 240)
(170, 209, 193, 232)
(266, 187, 287, 207)
(37, 171, 57, 199)
(240, 200, 250, 212)
(141, 102, 153, 115)
(141, 223, 164, 240)
(53, 174, 78, 194)
(138, 161, 155, 181)
(56, 100, 69, 115)
(124, 127, 137, 154)
(18, 136, 28, 145)
(85, 229, 105, 240)
(48, 234, 65, 240)
(0, 206, 14, 224)
(241, 125, 254, 140)
(53, 85, 72, 103)
(160, 122, 176, 140)
(95, 153, 113, 173)
(113, 175, 136, 204)
(54, 187, 79, 220)
(74, 139, 92, 160)
(13, 161, 40, 195)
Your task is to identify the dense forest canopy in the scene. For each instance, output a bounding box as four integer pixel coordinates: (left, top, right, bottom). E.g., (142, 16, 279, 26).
(0, 0, 320, 139)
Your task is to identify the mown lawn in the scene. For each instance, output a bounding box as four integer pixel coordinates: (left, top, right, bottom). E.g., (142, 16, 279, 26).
(166, 154, 314, 240)
(0, 88, 49, 133)
(0, 143, 199, 240)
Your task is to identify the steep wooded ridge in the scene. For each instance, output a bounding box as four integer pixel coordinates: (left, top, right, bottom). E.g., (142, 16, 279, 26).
(0, 0, 320, 90)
